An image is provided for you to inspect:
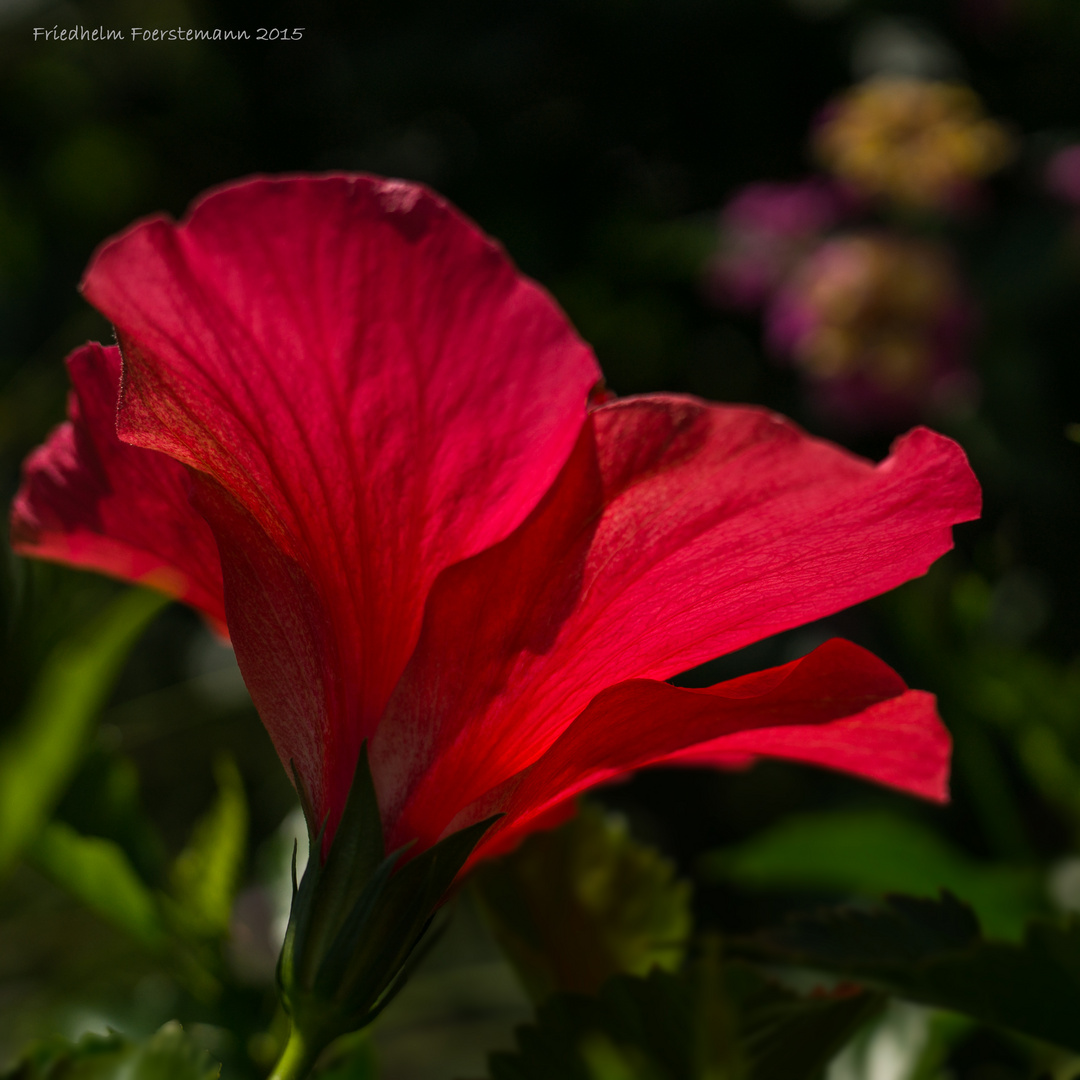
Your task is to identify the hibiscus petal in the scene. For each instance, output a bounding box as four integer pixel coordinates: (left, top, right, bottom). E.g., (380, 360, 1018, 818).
(82, 175, 600, 828)
(374, 395, 979, 847)
(452, 639, 949, 867)
(10, 343, 226, 629)
(189, 473, 339, 817)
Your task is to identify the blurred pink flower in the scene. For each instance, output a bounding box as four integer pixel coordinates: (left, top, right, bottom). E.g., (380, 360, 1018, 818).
(1046, 145, 1080, 207)
(704, 179, 847, 310)
(767, 232, 977, 429)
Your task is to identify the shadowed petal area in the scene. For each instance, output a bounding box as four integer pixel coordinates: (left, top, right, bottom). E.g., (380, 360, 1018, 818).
(10, 343, 226, 630)
(373, 396, 979, 849)
(452, 639, 949, 867)
(189, 474, 339, 814)
(82, 174, 600, 830)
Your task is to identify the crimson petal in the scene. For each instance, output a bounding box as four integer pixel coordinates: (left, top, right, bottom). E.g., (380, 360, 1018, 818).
(81, 175, 600, 830)
(451, 639, 949, 868)
(373, 395, 978, 849)
(10, 343, 226, 630)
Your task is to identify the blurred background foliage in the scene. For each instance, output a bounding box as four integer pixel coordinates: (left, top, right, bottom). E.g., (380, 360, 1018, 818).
(3, 0, 1080, 1077)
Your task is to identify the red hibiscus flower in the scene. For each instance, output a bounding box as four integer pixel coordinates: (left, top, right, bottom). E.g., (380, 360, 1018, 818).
(13, 174, 979, 876)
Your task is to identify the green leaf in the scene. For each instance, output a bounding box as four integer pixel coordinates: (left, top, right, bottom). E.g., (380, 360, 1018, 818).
(315, 1031, 379, 1080)
(474, 803, 692, 1002)
(168, 755, 248, 940)
(828, 1003, 962, 1080)
(488, 969, 697, 1080)
(28, 820, 165, 948)
(737, 975, 884, 1080)
(485, 961, 882, 1080)
(56, 748, 167, 885)
(1, 1021, 220, 1080)
(134, 1023, 221, 1080)
(739, 892, 1080, 1053)
(702, 810, 1042, 940)
(0, 588, 168, 877)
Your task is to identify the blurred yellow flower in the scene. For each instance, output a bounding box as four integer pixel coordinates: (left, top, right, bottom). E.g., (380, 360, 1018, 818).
(813, 77, 1013, 211)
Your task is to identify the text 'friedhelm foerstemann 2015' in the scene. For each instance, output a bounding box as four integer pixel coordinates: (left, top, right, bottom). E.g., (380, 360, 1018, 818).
(32, 26, 259, 41)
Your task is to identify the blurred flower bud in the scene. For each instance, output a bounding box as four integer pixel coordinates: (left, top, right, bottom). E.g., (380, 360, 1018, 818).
(767, 232, 977, 428)
(703, 179, 847, 310)
(813, 77, 1014, 212)
(1046, 144, 1080, 207)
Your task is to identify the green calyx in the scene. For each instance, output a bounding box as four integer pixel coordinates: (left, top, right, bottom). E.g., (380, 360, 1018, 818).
(274, 744, 498, 1076)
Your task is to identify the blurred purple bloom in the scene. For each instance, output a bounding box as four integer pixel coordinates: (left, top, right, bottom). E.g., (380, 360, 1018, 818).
(703, 179, 847, 310)
(1046, 145, 1080, 207)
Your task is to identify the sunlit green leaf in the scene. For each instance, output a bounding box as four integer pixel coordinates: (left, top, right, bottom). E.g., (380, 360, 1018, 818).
(1, 1021, 219, 1080)
(0, 588, 168, 877)
(28, 819, 164, 948)
(474, 803, 692, 1002)
(702, 810, 1042, 940)
(739, 892, 1080, 1053)
(168, 755, 248, 940)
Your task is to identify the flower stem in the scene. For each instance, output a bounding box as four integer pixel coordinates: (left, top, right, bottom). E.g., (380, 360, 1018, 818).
(268, 1025, 318, 1080)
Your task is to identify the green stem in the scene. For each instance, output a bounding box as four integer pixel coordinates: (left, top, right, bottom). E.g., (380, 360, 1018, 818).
(268, 1025, 319, 1080)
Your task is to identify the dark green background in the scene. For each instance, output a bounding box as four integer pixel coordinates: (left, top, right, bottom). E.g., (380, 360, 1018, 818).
(4, 1, 1080, 1077)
